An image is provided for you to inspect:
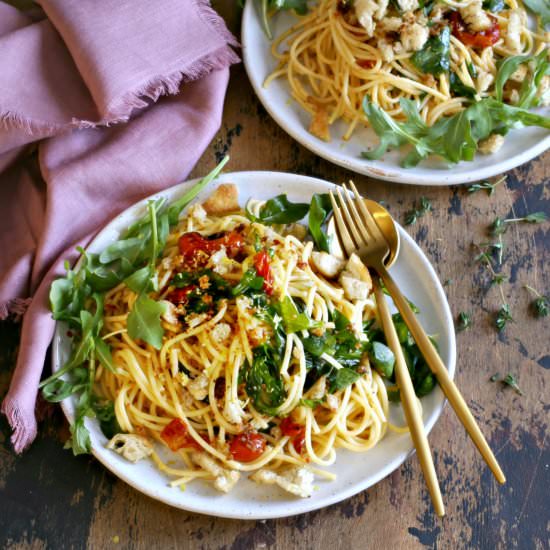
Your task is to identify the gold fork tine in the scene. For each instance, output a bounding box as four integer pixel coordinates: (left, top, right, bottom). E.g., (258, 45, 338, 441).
(348, 181, 386, 243)
(329, 191, 355, 257)
(341, 184, 371, 245)
(335, 187, 363, 247)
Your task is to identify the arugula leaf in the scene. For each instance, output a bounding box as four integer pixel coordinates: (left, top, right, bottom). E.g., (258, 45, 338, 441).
(299, 398, 324, 408)
(369, 341, 395, 378)
(94, 336, 115, 372)
(362, 96, 550, 167)
(68, 415, 92, 455)
(329, 368, 360, 392)
(232, 269, 265, 296)
(308, 193, 333, 252)
(94, 401, 121, 439)
(450, 72, 477, 99)
(245, 344, 286, 415)
(411, 26, 451, 76)
(278, 297, 321, 333)
(523, 0, 550, 27)
(124, 266, 154, 295)
(248, 194, 309, 225)
(99, 237, 143, 265)
(127, 295, 167, 349)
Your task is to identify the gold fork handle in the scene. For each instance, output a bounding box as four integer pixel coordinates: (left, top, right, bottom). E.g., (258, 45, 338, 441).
(374, 280, 445, 516)
(377, 263, 506, 485)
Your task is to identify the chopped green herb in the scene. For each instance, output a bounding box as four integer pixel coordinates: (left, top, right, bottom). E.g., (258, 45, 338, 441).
(495, 304, 513, 331)
(524, 285, 549, 317)
(456, 312, 471, 331)
(308, 193, 333, 252)
(404, 197, 432, 225)
(490, 373, 500, 382)
(503, 374, 523, 395)
(450, 73, 477, 99)
(411, 26, 451, 76)
(467, 176, 506, 196)
(490, 212, 547, 235)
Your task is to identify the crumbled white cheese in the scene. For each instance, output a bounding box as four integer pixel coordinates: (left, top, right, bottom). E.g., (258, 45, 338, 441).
(250, 467, 315, 498)
(476, 70, 494, 93)
(191, 451, 240, 493)
(505, 10, 523, 53)
(326, 394, 339, 411)
(211, 322, 231, 343)
(224, 400, 247, 425)
(536, 75, 550, 107)
(460, 0, 492, 32)
(188, 373, 209, 401)
(478, 134, 505, 154)
(397, 0, 418, 11)
(379, 39, 395, 63)
(338, 255, 373, 301)
(307, 376, 327, 400)
(188, 203, 207, 223)
(400, 22, 429, 52)
(354, 0, 389, 36)
(107, 434, 153, 463)
(161, 301, 179, 325)
(311, 251, 346, 278)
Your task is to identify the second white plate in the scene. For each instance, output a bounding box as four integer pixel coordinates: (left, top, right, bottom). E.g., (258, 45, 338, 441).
(242, 2, 550, 185)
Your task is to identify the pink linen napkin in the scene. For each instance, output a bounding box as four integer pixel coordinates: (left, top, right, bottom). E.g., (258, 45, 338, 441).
(0, 0, 239, 452)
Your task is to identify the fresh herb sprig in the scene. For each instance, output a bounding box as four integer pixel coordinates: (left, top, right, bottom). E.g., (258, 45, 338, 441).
(490, 373, 524, 395)
(467, 176, 506, 196)
(524, 285, 549, 317)
(404, 197, 432, 225)
(456, 311, 471, 331)
(490, 212, 547, 236)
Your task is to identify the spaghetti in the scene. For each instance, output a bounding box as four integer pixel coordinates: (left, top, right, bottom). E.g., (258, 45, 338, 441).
(265, 0, 548, 144)
(96, 185, 392, 496)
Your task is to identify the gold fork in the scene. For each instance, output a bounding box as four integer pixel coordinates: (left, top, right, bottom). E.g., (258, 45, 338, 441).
(329, 182, 506, 486)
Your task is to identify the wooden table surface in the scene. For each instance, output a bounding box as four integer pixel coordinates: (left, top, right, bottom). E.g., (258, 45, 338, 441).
(1, 4, 549, 549)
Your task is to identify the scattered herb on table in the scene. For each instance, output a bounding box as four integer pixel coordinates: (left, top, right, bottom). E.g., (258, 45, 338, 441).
(490, 372, 500, 382)
(495, 304, 513, 331)
(404, 197, 432, 225)
(503, 374, 523, 395)
(456, 311, 471, 331)
(524, 285, 549, 317)
(490, 212, 547, 236)
(467, 176, 506, 196)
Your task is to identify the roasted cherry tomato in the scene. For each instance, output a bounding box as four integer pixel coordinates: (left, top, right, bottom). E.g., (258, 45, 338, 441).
(450, 12, 500, 48)
(165, 284, 196, 305)
(178, 230, 245, 267)
(254, 250, 273, 295)
(280, 417, 306, 453)
(357, 59, 375, 69)
(229, 431, 266, 462)
(160, 418, 204, 451)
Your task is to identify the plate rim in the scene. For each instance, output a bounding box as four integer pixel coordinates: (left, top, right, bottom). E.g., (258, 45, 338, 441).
(241, 1, 550, 186)
(51, 170, 457, 519)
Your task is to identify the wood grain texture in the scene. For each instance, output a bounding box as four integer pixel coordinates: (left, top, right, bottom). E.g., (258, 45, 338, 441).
(0, 3, 548, 549)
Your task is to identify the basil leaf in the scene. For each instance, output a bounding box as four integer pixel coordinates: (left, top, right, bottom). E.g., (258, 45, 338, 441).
(279, 296, 321, 333)
(308, 193, 333, 252)
(245, 344, 286, 415)
(411, 26, 451, 76)
(127, 295, 167, 349)
(250, 194, 310, 225)
(450, 72, 477, 99)
(369, 341, 395, 378)
(329, 368, 360, 392)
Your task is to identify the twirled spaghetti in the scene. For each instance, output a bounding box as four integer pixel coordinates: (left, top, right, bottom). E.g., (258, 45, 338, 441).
(94, 185, 392, 496)
(265, 0, 548, 144)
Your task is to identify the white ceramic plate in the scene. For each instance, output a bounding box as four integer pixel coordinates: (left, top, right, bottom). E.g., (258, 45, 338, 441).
(52, 171, 456, 519)
(241, 2, 550, 185)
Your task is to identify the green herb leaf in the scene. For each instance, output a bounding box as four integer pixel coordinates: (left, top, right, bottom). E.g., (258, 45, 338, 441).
(308, 193, 333, 252)
(482, 0, 506, 12)
(415, 373, 436, 397)
(490, 372, 500, 382)
(524, 212, 547, 223)
(248, 194, 310, 225)
(467, 176, 505, 195)
(495, 304, 513, 331)
(329, 367, 360, 392)
(94, 336, 115, 372)
(411, 26, 451, 76)
(94, 401, 121, 439)
(69, 415, 92, 455)
(523, 0, 550, 28)
(127, 295, 167, 349)
(456, 311, 471, 331)
(299, 398, 324, 408)
(232, 269, 265, 296)
(404, 197, 432, 225)
(279, 296, 321, 334)
(450, 72, 477, 99)
(503, 373, 523, 395)
(369, 341, 395, 378)
(124, 266, 154, 294)
(245, 344, 286, 415)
